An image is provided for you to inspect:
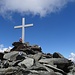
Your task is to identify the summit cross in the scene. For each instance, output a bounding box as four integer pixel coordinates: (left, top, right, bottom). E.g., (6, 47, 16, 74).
(14, 18, 33, 43)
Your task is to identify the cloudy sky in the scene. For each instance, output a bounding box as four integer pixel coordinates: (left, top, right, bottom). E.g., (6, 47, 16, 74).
(0, 0, 75, 61)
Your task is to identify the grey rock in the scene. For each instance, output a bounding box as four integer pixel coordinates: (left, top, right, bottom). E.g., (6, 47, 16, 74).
(3, 51, 26, 61)
(53, 52, 64, 58)
(55, 72, 63, 75)
(67, 72, 75, 75)
(18, 58, 34, 68)
(39, 58, 70, 65)
(27, 61, 54, 73)
(39, 72, 57, 75)
(43, 64, 66, 75)
(32, 53, 42, 61)
(9, 60, 22, 66)
(0, 67, 18, 75)
(3, 60, 9, 68)
(67, 66, 75, 75)
(41, 53, 52, 59)
(39, 56, 73, 73)
(3, 51, 19, 61)
(39, 58, 53, 64)
(0, 42, 75, 75)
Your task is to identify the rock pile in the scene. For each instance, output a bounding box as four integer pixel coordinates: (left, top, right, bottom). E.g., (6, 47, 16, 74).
(0, 42, 75, 75)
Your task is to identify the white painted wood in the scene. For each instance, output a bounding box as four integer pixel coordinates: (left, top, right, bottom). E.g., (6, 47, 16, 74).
(14, 18, 33, 43)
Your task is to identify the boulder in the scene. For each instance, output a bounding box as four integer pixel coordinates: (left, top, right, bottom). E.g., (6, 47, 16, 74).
(18, 58, 34, 68)
(53, 52, 64, 58)
(39, 58, 70, 65)
(32, 53, 42, 61)
(3, 51, 26, 61)
(3, 51, 19, 61)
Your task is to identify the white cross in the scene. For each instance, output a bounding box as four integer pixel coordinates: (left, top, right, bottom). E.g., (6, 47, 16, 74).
(14, 18, 33, 43)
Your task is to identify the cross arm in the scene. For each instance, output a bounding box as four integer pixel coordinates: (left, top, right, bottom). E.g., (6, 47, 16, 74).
(14, 25, 22, 28)
(25, 24, 33, 27)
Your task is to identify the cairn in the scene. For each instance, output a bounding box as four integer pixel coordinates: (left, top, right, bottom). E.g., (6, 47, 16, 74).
(0, 42, 75, 75)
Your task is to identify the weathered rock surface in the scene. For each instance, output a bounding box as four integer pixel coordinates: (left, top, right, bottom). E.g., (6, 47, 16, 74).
(0, 42, 75, 75)
(18, 58, 34, 68)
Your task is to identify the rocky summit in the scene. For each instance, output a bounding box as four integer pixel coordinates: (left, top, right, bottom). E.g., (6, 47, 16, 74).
(0, 42, 75, 75)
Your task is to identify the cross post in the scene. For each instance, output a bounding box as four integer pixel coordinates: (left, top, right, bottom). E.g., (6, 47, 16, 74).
(14, 18, 33, 43)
